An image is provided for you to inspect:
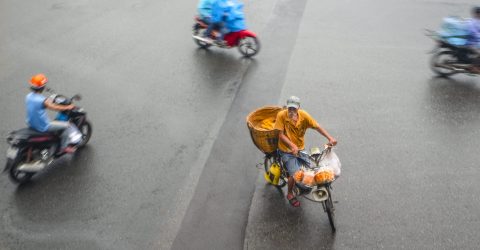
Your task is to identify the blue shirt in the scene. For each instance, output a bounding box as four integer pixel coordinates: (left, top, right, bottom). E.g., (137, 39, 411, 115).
(26, 92, 50, 132)
(468, 18, 480, 46)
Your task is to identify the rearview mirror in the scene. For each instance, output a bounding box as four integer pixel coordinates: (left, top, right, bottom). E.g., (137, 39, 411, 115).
(72, 94, 82, 101)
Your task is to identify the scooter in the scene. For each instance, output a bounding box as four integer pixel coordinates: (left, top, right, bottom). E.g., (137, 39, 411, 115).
(3, 90, 92, 184)
(426, 29, 480, 77)
(192, 16, 260, 57)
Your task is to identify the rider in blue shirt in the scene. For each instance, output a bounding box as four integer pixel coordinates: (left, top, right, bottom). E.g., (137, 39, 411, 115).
(27, 74, 77, 153)
(466, 7, 480, 73)
(467, 7, 480, 47)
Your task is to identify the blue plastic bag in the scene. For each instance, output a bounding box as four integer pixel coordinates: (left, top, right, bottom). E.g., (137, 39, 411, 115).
(438, 16, 469, 46)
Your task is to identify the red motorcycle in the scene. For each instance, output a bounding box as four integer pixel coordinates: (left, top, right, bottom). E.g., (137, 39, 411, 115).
(192, 16, 260, 57)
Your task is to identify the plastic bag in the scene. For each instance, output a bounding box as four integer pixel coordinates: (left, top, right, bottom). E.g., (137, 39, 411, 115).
(319, 149, 341, 178)
(439, 16, 470, 46)
(301, 169, 316, 187)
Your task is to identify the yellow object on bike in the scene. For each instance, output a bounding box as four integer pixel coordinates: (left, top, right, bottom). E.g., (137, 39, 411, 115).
(264, 162, 281, 185)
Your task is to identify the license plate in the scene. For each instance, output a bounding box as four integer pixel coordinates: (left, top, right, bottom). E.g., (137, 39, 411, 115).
(6, 147, 18, 159)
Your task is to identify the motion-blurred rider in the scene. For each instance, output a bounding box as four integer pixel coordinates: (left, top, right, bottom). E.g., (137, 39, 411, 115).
(467, 6, 480, 73)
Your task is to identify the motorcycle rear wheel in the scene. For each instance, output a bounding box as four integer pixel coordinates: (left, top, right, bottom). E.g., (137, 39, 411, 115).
(430, 51, 459, 77)
(8, 154, 34, 184)
(238, 36, 260, 57)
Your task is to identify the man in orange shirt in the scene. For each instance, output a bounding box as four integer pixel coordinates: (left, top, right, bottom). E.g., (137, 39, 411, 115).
(274, 96, 337, 207)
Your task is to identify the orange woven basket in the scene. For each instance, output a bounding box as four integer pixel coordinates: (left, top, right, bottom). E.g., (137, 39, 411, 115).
(246, 106, 283, 154)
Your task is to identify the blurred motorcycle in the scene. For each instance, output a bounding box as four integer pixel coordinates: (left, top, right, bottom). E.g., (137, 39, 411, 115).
(426, 19, 480, 77)
(192, 16, 260, 57)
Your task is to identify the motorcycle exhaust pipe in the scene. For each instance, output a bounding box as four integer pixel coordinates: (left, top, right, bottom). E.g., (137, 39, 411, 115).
(18, 161, 46, 172)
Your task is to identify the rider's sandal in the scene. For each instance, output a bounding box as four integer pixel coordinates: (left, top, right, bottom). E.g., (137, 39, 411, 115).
(287, 194, 300, 207)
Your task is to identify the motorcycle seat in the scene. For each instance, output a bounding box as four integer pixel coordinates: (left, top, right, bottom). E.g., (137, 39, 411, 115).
(12, 128, 62, 137)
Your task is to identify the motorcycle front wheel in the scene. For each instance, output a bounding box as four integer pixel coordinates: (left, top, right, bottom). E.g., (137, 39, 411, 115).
(430, 50, 459, 77)
(238, 36, 260, 57)
(324, 187, 336, 233)
(77, 121, 92, 148)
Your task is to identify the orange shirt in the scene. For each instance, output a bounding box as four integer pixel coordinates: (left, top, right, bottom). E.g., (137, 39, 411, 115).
(274, 109, 320, 152)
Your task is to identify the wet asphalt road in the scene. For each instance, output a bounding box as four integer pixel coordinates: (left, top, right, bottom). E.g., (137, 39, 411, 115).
(1, 0, 480, 249)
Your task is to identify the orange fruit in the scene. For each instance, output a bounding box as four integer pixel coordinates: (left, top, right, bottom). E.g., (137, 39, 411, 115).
(294, 170, 304, 182)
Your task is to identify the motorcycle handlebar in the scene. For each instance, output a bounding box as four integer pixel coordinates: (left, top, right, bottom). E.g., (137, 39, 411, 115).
(45, 88, 81, 105)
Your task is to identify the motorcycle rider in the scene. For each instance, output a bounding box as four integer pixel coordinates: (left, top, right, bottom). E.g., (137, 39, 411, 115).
(468, 6, 480, 73)
(26, 74, 78, 155)
(274, 96, 337, 207)
(467, 6, 480, 74)
(468, 7, 480, 46)
(205, 0, 237, 46)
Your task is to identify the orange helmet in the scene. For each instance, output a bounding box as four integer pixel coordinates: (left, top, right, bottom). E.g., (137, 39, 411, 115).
(30, 74, 48, 90)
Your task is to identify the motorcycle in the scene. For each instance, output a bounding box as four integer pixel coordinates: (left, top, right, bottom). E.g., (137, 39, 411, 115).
(263, 145, 340, 233)
(192, 16, 260, 57)
(426, 29, 480, 77)
(3, 90, 92, 184)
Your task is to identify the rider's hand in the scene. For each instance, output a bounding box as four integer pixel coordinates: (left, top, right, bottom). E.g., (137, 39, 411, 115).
(327, 137, 337, 147)
(66, 104, 75, 110)
(290, 144, 299, 156)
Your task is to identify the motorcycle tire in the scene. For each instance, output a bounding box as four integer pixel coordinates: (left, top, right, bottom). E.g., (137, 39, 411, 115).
(430, 50, 459, 77)
(325, 187, 336, 233)
(77, 120, 92, 148)
(7, 153, 34, 184)
(238, 36, 260, 57)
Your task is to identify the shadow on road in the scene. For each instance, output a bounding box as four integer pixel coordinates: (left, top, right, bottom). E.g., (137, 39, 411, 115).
(427, 76, 480, 125)
(12, 146, 96, 223)
(247, 183, 336, 249)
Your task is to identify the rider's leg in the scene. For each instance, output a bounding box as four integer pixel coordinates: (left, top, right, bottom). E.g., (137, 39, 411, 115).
(48, 121, 80, 153)
(287, 176, 295, 196)
(205, 21, 218, 38)
(280, 152, 301, 196)
(217, 22, 226, 41)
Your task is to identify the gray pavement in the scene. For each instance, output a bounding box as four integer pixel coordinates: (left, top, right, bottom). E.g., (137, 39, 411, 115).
(245, 0, 480, 249)
(0, 0, 480, 249)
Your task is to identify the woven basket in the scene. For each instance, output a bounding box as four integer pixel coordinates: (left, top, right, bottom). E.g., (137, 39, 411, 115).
(246, 106, 283, 154)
